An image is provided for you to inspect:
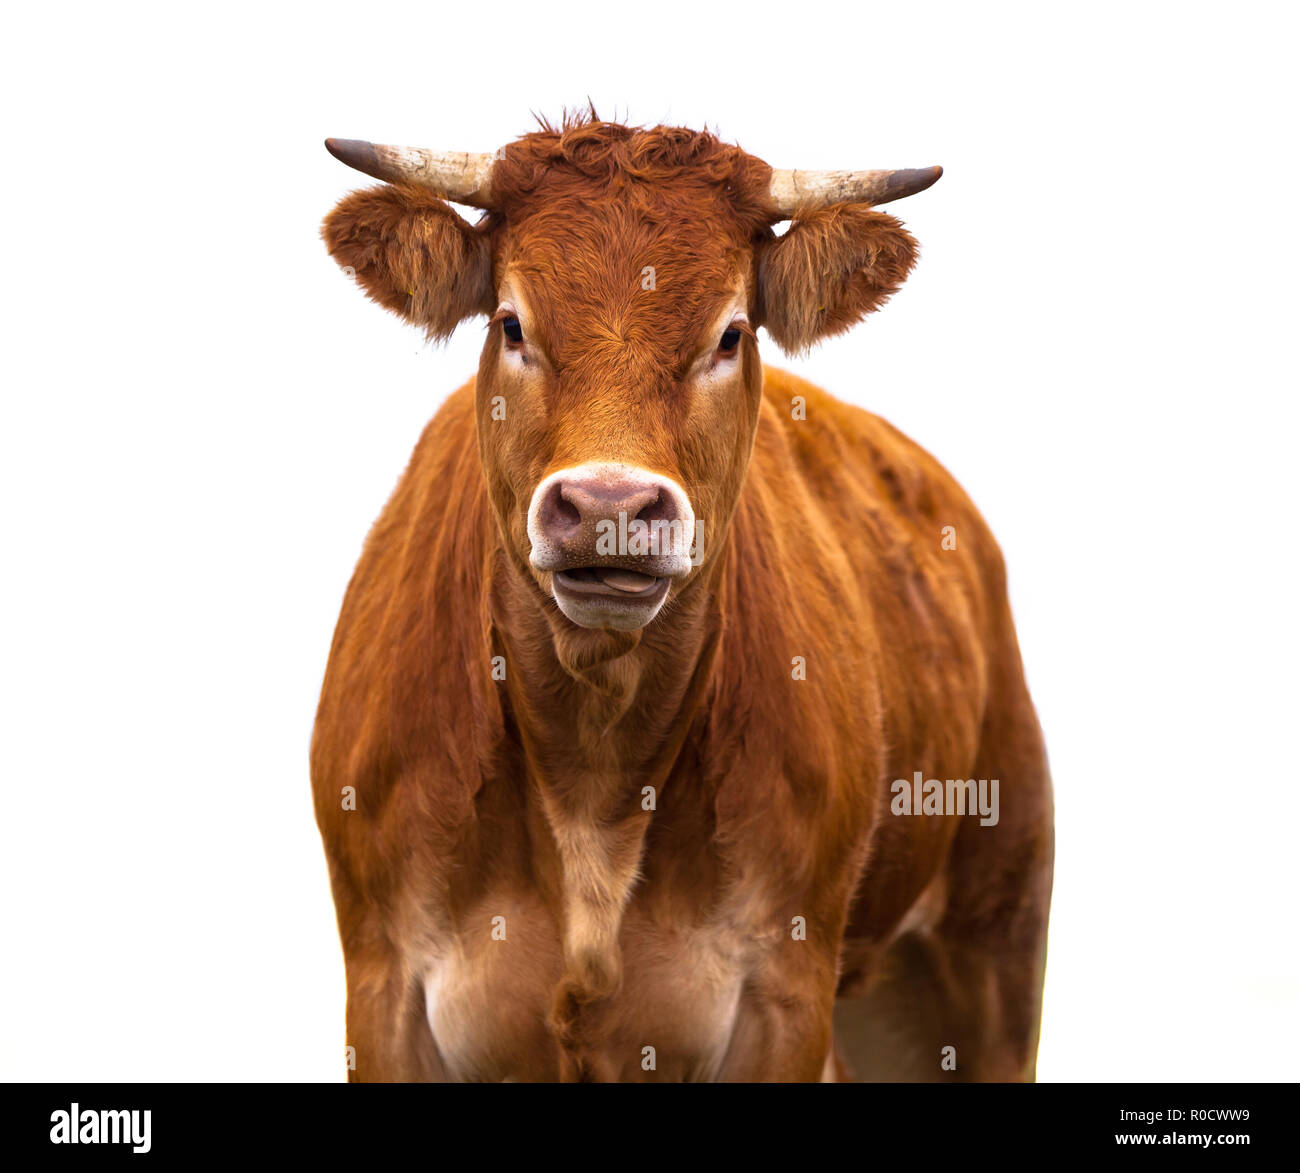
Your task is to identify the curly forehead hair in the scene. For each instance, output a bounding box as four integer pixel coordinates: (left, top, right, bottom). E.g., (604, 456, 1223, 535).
(489, 111, 778, 234)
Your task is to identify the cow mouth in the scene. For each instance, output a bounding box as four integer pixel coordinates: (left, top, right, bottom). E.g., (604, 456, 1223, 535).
(553, 567, 666, 598)
(549, 566, 672, 630)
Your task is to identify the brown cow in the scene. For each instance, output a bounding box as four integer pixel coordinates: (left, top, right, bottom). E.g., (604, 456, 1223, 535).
(312, 115, 1053, 1082)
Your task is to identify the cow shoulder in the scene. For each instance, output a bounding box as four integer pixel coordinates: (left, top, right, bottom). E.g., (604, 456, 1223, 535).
(310, 379, 502, 889)
(743, 365, 1004, 780)
(754, 365, 1007, 631)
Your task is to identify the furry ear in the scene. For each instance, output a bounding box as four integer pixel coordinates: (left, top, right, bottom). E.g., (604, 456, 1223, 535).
(758, 204, 919, 354)
(322, 185, 494, 340)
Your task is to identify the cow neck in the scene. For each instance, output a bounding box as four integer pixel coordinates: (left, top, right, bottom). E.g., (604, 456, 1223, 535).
(488, 551, 722, 805)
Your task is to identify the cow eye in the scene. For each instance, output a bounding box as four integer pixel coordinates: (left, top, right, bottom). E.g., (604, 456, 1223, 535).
(718, 327, 742, 355)
(501, 316, 524, 344)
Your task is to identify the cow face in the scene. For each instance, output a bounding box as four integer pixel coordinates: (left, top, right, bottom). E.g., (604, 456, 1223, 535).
(323, 120, 926, 636)
(477, 156, 772, 633)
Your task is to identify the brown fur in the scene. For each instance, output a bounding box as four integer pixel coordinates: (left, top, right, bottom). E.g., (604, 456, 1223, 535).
(312, 116, 1053, 1082)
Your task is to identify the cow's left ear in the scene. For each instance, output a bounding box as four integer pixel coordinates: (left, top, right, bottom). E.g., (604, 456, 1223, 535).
(323, 184, 495, 340)
(757, 204, 919, 354)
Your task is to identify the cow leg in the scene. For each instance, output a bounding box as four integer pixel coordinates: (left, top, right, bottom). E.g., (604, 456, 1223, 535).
(718, 985, 835, 1082)
(342, 950, 448, 1082)
(833, 905, 1049, 1083)
(833, 849, 1051, 1082)
(836, 642, 1054, 1082)
(925, 617, 1055, 1082)
(715, 935, 845, 1082)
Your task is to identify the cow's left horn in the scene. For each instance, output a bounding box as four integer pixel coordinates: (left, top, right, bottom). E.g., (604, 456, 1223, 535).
(768, 165, 942, 214)
(325, 139, 496, 207)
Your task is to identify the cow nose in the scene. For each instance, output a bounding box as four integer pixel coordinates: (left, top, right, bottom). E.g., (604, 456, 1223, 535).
(527, 461, 696, 573)
(547, 477, 665, 542)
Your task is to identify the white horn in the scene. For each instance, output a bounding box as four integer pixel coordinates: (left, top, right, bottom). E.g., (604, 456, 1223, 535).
(768, 165, 942, 214)
(325, 138, 496, 207)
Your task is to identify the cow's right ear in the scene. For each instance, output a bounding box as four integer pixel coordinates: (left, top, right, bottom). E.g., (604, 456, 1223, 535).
(322, 185, 495, 340)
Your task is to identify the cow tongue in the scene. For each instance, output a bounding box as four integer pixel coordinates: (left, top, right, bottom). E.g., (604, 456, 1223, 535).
(595, 567, 658, 593)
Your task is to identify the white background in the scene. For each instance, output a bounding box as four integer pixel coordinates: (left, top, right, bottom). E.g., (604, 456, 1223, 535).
(2, 0, 1296, 1081)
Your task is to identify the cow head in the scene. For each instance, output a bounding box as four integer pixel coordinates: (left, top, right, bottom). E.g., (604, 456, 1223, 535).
(323, 118, 938, 642)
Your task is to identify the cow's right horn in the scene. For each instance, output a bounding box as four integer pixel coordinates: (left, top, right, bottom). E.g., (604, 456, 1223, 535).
(325, 139, 496, 208)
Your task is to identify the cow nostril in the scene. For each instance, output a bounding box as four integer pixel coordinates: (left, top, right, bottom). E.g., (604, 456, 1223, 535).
(635, 491, 670, 526)
(542, 482, 583, 537)
(554, 496, 581, 528)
